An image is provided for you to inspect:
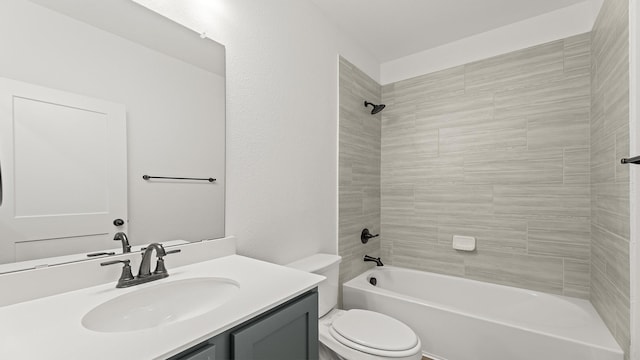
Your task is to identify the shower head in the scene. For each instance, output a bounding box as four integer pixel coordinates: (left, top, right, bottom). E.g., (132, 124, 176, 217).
(364, 101, 386, 115)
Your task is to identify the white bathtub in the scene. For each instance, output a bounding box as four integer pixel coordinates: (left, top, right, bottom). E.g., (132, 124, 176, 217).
(342, 266, 623, 360)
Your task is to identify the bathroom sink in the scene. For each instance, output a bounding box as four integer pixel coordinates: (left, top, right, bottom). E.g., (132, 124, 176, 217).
(82, 277, 240, 332)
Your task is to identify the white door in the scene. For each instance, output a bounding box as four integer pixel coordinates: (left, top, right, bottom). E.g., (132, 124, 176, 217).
(0, 77, 127, 264)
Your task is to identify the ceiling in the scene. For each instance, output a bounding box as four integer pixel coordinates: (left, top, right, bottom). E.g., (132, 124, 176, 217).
(309, 0, 588, 62)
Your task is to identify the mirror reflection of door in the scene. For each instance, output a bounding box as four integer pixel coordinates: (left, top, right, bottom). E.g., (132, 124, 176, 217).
(0, 77, 127, 264)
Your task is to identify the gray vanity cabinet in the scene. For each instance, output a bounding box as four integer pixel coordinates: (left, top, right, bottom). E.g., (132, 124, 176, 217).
(170, 289, 318, 360)
(173, 341, 219, 360)
(231, 288, 319, 359)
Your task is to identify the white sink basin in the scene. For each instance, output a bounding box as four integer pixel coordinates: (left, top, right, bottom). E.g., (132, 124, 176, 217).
(82, 277, 239, 333)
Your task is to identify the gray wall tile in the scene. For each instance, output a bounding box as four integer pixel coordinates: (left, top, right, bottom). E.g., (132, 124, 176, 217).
(383, 154, 465, 186)
(565, 259, 590, 289)
(340, 11, 629, 357)
(464, 251, 564, 294)
(380, 35, 593, 301)
(494, 77, 590, 120)
(591, 225, 630, 297)
(564, 147, 590, 184)
(592, 182, 630, 239)
(590, 0, 630, 357)
(465, 40, 564, 93)
(527, 107, 590, 149)
(393, 244, 465, 277)
(494, 184, 590, 218)
(392, 66, 465, 102)
(338, 57, 382, 306)
(528, 218, 590, 261)
(416, 92, 494, 132)
(437, 215, 527, 254)
(564, 285, 590, 299)
(564, 33, 591, 78)
(616, 128, 630, 183)
(439, 117, 527, 154)
(463, 148, 563, 185)
(415, 185, 494, 217)
(528, 218, 590, 245)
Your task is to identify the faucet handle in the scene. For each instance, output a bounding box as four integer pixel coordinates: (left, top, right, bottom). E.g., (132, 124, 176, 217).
(361, 229, 380, 244)
(100, 259, 130, 266)
(154, 249, 181, 275)
(101, 259, 135, 283)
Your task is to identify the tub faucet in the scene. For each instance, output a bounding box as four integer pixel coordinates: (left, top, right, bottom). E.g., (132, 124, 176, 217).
(113, 232, 131, 254)
(364, 255, 384, 266)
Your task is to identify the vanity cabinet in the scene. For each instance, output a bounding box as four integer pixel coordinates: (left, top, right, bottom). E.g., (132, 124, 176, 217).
(173, 341, 219, 360)
(170, 289, 318, 360)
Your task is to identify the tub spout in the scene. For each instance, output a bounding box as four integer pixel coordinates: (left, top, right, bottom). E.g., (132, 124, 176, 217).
(364, 255, 383, 266)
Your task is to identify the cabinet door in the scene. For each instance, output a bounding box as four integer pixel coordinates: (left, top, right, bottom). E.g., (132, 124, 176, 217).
(231, 291, 318, 360)
(176, 343, 217, 360)
(170, 334, 230, 360)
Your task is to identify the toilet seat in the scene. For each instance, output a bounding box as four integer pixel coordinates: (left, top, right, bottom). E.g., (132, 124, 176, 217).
(329, 309, 421, 358)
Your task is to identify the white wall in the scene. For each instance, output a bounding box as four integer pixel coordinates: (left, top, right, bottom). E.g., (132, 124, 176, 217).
(0, 0, 226, 248)
(133, 0, 380, 264)
(380, 1, 601, 84)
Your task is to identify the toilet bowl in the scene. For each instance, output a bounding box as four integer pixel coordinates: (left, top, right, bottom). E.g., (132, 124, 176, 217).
(287, 254, 422, 360)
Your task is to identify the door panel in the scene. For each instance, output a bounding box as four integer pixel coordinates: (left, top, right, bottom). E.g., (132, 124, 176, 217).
(13, 96, 110, 216)
(0, 77, 127, 264)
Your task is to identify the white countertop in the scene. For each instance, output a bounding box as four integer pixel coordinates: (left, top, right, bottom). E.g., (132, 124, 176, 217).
(0, 254, 324, 359)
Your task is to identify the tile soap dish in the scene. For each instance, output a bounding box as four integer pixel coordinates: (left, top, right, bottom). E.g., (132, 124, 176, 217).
(452, 235, 476, 251)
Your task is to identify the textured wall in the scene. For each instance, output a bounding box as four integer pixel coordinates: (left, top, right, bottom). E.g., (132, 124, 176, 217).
(338, 57, 382, 301)
(590, 0, 630, 357)
(380, 34, 592, 298)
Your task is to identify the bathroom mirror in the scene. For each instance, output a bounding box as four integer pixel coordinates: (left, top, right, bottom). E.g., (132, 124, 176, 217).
(0, 0, 225, 273)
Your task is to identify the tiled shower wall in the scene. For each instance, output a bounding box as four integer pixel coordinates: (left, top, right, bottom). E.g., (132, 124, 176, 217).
(338, 56, 382, 300)
(590, 0, 630, 356)
(380, 34, 592, 298)
(339, 8, 630, 356)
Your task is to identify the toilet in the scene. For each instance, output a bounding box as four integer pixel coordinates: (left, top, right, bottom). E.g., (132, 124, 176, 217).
(287, 254, 422, 360)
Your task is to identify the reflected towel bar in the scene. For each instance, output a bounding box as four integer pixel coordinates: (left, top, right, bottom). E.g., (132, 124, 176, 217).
(143, 175, 216, 182)
(621, 156, 640, 164)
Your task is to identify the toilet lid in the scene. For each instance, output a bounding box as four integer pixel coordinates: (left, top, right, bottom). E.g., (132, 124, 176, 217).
(330, 309, 419, 353)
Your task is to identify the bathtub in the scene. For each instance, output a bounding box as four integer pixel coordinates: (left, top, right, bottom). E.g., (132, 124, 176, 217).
(342, 266, 623, 360)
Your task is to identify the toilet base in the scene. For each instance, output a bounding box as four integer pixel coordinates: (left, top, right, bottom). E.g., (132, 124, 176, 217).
(319, 341, 345, 360)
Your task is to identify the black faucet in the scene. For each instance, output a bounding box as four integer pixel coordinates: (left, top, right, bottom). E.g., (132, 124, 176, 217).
(101, 243, 181, 288)
(363, 255, 384, 266)
(138, 243, 168, 277)
(113, 232, 131, 254)
(361, 229, 379, 244)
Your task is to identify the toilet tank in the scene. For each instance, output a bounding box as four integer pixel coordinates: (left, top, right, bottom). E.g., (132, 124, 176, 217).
(286, 253, 341, 317)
